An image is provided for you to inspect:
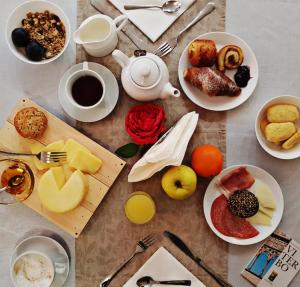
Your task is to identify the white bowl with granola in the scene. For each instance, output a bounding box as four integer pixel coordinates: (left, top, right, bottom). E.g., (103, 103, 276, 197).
(6, 0, 70, 64)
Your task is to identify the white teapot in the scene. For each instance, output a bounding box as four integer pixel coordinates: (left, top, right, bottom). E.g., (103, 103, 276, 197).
(112, 50, 180, 101)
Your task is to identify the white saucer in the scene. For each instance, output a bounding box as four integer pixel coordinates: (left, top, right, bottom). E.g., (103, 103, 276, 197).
(203, 165, 284, 245)
(178, 32, 259, 111)
(10, 235, 70, 287)
(59, 62, 119, 122)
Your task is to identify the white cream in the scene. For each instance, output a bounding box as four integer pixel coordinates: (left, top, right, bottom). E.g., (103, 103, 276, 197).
(12, 253, 54, 287)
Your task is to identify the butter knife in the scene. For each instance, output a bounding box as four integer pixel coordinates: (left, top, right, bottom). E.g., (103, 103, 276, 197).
(163, 231, 233, 287)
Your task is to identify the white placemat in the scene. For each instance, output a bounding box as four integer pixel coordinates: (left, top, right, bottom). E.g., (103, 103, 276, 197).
(106, 0, 196, 42)
(123, 247, 205, 287)
(226, 0, 300, 286)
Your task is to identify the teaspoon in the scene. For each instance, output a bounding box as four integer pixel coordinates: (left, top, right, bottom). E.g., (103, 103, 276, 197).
(0, 174, 25, 193)
(136, 276, 191, 286)
(124, 0, 181, 13)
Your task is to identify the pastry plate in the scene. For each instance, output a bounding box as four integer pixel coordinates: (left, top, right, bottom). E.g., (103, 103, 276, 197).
(59, 62, 119, 122)
(203, 165, 284, 245)
(10, 235, 70, 287)
(178, 32, 258, 111)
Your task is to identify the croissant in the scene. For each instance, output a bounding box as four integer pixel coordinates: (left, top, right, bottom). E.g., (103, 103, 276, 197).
(184, 67, 241, 97)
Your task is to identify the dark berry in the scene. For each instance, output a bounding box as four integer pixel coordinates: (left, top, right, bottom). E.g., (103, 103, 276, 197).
(11, 28, 30, 47)
(25, 41, 44, 61)
(234, 65, 251, 88)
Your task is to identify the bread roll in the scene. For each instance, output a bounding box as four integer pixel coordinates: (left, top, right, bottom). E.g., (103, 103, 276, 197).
(267, 104, 299, 123)
(188, 39, 217, 67)
(265, 122, 296, 143)
(282, 131, 300, 150)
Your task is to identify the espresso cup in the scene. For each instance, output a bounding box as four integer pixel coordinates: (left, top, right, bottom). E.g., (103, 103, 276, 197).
(11, 251, 55, 287)
(65, 61, 106, 110)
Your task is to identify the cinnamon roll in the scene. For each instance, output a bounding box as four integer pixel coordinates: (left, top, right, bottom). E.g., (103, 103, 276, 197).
(217, 45, 244, 72)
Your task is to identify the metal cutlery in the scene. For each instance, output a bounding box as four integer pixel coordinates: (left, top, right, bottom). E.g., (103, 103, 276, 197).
(154, 2, 216, 57)
(0, 150, 67, 164)
(137, 276, 191, 286)
(124, 0, 181, 13)
(164, 231, 233, 287)
(99, 234, 156, 287)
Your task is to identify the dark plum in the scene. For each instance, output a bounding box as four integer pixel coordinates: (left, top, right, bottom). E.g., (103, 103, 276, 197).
(25, 41, 44, 61)
(11, 28, 30, 47)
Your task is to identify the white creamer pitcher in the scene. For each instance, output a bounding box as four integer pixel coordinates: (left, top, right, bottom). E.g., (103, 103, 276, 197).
(74, 14, 127, 57)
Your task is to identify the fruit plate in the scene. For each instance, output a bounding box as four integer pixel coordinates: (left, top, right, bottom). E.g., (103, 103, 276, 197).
(203, 165, 284, 245)
(178, 32, 259, 111)
(0, 98, 125, 238)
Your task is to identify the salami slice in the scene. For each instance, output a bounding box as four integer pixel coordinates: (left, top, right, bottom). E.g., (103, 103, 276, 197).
(211, 195, 232, 236)
(210, 195, 259, 239)
(218, 167, 255, 198)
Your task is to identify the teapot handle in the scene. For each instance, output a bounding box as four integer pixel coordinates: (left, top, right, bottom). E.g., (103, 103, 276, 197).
(114, 15, 128, 32)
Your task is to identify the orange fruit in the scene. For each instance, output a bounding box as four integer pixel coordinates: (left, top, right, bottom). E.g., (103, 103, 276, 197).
(191, 144, 223, 177)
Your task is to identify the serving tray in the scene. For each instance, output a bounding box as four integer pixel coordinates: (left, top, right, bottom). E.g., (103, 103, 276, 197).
(0, 98, 125, 238)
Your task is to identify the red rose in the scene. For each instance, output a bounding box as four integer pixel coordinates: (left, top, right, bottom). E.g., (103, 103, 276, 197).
(125, 104, 166, 145)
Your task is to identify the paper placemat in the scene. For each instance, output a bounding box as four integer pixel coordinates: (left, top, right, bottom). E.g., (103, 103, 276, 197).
(107, 0, 196, 42)
(75, 1, 228, 287)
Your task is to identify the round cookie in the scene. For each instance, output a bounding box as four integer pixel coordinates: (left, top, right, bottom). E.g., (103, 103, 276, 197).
(14, 107, 48, 139)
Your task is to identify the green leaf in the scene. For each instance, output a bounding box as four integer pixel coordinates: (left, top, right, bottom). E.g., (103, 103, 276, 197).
(115, 143, 140, 158)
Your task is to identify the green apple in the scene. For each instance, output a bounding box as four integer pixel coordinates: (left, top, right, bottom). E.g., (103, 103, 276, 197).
(161, 165, 197, 200)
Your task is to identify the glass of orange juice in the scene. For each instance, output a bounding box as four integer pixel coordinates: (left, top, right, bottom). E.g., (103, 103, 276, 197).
(124, 191, 156, 224)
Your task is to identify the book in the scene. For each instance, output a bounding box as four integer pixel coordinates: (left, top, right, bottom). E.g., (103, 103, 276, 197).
(241, 229, 300, 286)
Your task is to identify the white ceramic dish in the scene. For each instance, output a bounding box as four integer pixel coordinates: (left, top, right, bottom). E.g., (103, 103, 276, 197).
(256, 95, 300, 159)
(58, 62, 119, 122)
(178, 32, 258, 111)
(10, 235, 70, 287)
(6, 0, 70, 65)
(203, 165, 284, 245)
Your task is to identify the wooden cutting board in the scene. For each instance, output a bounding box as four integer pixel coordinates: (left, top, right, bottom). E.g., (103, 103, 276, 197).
(0, 98, 125, 238)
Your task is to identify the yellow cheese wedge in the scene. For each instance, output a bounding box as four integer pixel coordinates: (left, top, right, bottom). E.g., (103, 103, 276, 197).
(259, 205, 274, 218)
(30, 140, 65, 170)
(247, 211, 272, 226)
(253, 179, 276, 209)
(38, 169, 87, 213)
(63, 139, 90, 163)
(69, 149, 102, 173)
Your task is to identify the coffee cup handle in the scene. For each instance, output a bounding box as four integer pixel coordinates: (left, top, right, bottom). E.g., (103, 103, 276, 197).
(54, 262, 67, 274)
(114, 15, 128, 32)
(82, 61, 89, 71)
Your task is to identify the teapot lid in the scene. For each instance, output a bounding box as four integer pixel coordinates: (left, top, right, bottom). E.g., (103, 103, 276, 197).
(130, 58, 160, 87)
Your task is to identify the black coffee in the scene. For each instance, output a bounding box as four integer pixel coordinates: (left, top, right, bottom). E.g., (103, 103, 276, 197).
(71, 75, 103, 107)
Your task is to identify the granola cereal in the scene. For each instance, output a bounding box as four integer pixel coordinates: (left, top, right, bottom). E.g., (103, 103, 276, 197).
(21, 10, 66, 59)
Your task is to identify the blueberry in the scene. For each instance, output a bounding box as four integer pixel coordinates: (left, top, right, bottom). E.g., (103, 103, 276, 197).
(25, 41, 44, 61)
(11, 28, 30, 47)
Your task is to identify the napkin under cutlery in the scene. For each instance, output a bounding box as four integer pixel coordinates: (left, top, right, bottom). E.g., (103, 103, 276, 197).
(105, 0, 196, 42)
(123, 247, 206, 286)
(128, 111, 199, 182)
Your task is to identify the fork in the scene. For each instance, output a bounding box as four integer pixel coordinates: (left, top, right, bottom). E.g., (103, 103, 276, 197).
(0, 151, 67, 164)
(153, 2, 216, 58)
(99, 234, 156, 287)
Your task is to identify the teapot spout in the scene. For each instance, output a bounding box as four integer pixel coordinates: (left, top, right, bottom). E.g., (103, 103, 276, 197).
(112, 50, 130, 68)
(161, 82, 180, 99)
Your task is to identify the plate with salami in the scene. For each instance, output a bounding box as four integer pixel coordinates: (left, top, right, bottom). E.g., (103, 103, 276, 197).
(203, 165, 284, 245)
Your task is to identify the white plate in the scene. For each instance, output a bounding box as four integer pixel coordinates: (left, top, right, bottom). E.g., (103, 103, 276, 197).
(203, 165, 284, 245)
(178, 32, 259, 111)
(58, 62, 119, 122)
(255, 95, 300, 159)
(10, 235, 70, 287)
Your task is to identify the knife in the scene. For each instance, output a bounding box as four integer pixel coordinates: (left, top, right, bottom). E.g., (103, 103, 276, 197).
(163, 231, 233, 287)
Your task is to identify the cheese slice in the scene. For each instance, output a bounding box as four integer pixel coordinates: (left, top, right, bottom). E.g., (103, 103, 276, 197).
(69, 149, 102, 174)
(259, 205, 274, 218)
(63, 139, 90, 163)
(51, 167, 65, 189)
(253, 179, 276, 209)
(38, 168, 87, 213)
(247, 211, 272, 226)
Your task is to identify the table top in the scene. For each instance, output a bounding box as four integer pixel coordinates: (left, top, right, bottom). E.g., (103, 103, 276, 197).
(1, 0, 300, 286)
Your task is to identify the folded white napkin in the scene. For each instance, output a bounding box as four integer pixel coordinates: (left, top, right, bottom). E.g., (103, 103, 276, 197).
(128, 111, 199, 182)
(123, 247, 206, 286)
(106, 0, 196, 42)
